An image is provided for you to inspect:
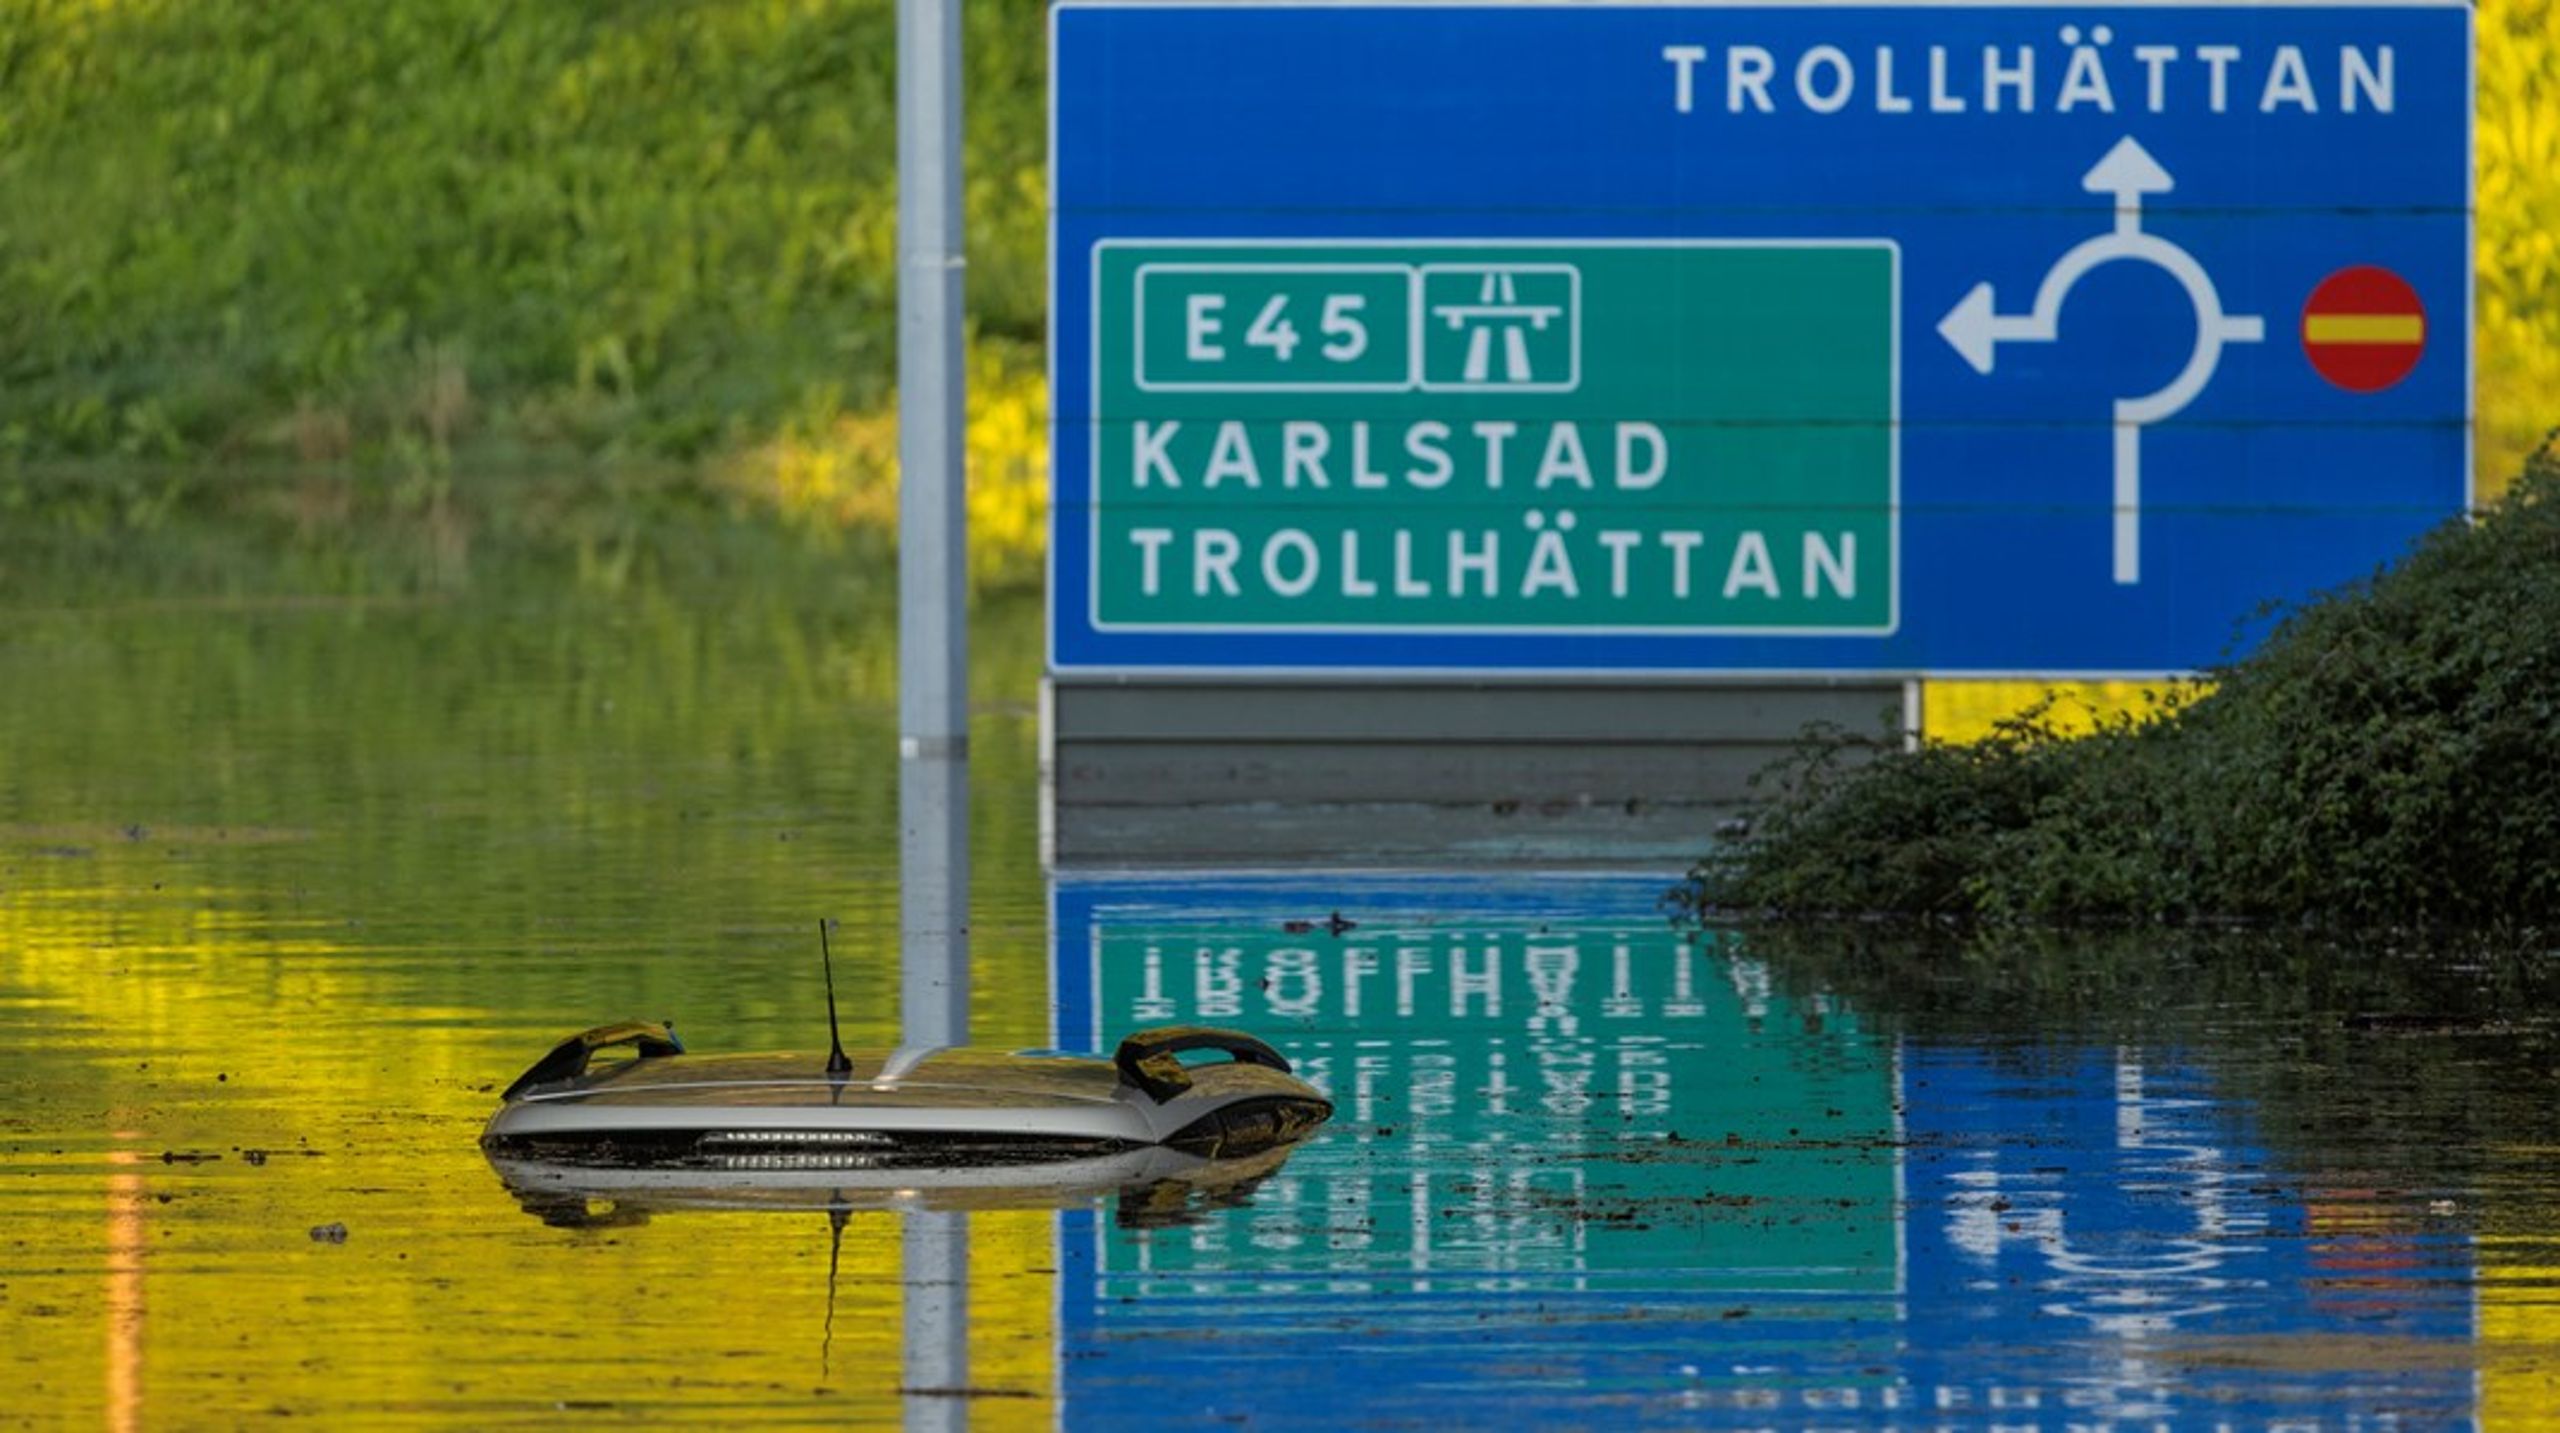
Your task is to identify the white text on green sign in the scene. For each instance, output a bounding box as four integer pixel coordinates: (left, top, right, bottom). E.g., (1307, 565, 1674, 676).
(1091, 241, 1899, 634)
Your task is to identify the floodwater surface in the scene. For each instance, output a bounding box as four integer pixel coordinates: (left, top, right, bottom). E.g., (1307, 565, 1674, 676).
(3, 536, 2557, 1428)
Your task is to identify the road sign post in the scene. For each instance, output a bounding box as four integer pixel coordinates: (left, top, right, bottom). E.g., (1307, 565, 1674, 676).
(898, 0, 968, 1037)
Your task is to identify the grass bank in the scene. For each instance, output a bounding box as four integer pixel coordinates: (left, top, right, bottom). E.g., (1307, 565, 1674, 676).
(1, 0, 1045, 452)
(1680, 441, 2560, 930)
(0, 0, 1049, 582)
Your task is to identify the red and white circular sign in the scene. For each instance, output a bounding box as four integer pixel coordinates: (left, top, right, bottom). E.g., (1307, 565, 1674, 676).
(2300, 266, 2427, 393)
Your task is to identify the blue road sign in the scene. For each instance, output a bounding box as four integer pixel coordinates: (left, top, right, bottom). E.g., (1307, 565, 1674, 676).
(1049, 2, 2471, 675)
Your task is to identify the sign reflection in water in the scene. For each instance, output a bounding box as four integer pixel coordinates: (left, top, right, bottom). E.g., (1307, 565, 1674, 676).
(1052, 874, 2477, 1428)
(1900, 1046, 2475, 1424)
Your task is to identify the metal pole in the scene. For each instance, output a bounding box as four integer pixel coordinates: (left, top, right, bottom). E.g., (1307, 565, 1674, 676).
(897, 0, 970, 1047)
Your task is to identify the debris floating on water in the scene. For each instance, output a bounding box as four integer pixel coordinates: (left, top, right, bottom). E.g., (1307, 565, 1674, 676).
(1281, 912, 1359, 935)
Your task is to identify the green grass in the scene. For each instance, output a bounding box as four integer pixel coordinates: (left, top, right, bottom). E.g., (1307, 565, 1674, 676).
(0, 0, 1045, 466)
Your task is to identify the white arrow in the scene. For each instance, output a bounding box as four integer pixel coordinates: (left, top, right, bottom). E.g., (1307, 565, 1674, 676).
(2081, 134, 2174, 233)
(1936, 281, 2037, 376)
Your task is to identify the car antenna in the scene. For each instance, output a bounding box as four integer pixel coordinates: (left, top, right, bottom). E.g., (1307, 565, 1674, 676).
(819, 918, 853, 1076)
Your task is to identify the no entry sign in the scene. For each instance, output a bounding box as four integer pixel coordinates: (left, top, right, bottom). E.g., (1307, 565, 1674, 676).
(2302, 265, 2430, 392)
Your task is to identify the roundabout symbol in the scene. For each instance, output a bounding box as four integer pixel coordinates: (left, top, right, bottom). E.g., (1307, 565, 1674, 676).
(1937, 136, 2264, 585)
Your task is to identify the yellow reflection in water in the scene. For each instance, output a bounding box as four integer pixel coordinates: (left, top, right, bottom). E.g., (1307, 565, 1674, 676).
(2479, 1232, 2560, 1427)
(0, 858, 1055, 1424)
(103, 1139, 146, 1433)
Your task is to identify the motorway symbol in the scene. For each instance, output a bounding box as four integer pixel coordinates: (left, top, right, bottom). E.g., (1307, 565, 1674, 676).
(1936, 135, 2265, 586)
(1422, 265, 1577, 388)
(2302, 266, 2428, 392)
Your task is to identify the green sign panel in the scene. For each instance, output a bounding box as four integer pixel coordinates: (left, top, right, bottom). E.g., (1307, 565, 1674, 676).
(1080, 909, 1899, 1294)
(1089, 241, 1899, 634)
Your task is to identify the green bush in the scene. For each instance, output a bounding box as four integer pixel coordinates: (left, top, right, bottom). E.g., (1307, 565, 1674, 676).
(1680, 439, 2560, 929)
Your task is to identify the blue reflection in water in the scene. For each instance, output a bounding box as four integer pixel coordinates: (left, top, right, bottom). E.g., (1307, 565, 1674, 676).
(1898, 1045, 2472, 1427)
(1051, 874, 2474, 1430)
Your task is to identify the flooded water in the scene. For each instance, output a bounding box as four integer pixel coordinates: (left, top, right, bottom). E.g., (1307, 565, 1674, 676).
(4, 534, 2558, 1427)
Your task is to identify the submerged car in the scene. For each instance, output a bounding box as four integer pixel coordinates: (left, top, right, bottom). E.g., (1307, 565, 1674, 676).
(480, 1019, 1334, 1169)
(487, 1139, 1304, 1231)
